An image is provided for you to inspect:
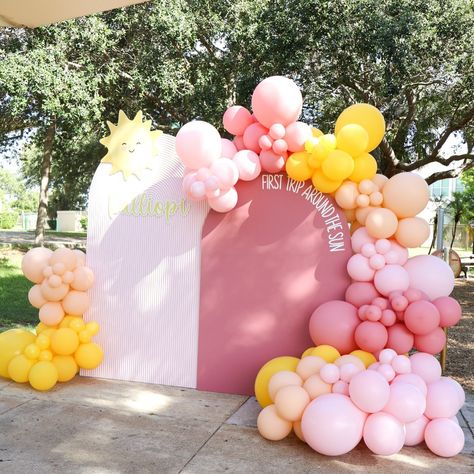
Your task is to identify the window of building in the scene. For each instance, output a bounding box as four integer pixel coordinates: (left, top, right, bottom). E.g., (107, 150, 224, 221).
(430, 179, 450, 198)
(455, 178, 465, 193)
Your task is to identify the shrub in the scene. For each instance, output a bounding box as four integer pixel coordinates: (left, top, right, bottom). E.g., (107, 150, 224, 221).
(47, 218, 57, 230)
(80, 216, 88, 231)
(0, 211, 19, 229)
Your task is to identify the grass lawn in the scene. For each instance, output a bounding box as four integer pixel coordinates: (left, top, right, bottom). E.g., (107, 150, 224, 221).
(0, 250, 37, 331)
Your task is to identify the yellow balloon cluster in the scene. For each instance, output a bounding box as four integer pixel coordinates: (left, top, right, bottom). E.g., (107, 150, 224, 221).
(285, 104, 384, 193)
(4, 317, 103, 391)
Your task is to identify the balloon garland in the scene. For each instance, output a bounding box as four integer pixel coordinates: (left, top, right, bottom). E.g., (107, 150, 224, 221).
(176, 76, 465, 457)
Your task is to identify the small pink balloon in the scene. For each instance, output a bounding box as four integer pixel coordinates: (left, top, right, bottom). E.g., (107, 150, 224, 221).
(334, 355, 365, 371)
(208, 187, 238, 213)
(28, 285, 47, 309)
(380, 309, 396, 327)
(386, 323, 414, 354)
(425, 418, 464, 457)
(39, 301, 65, 326)
(21, 247, 53, 283)
(285, 122, 312, 152)
(220, 138, 238, 158)
(272, 138, 288, 155)
(40, 280, 69, 302)
(377, 363, 396, 382)
(366, 305, 382, 321)
(339, 364, 360, 383)
(404, 288, 426, 303)
(409, 352, 441, 384)
(189, 181, 206, 200)
(259, 150, 286, 173)
(404, 415, 429, 446)
(391, 373, 427, 397)
(243, 122, 268, 153)
(354, 321, 388, 353)
(269, 123, 286, 140)
(345, 282, 380, 308)
(391, 355, 411, 374)
(71, 266, 94, 292)
(369, 254, 386, 270)
(379, 348, 397, 364)
(320, 364, 340, 384)
(347, 254, 375, 282)
(372, 297, 388, 310)
(258, 134, 272, 151)
(414, 327, 446, 355)
(361, 243, 376, 258)
(349, 370, 390, 413)
(390, 294, 409, 312)
(433, 296, 462, 328)
(351, 227, 375, 253)
(205, 176, 219, 192)
(384, 382, 426, 423)
(62, 290, 90, 316)
(404, 300, 440, 336)
(232, 150, 261, 181)
(233, 135, 245, 151)
(223, 106, 253, 136)
(358, 305, 369, 321)
(301, 394, 367, 456)
(332, 380, 349, 395)
(375, 239, 391, 255)
(209, 158, 239, 189)
(374, 265, 410, 296)
(363, 412, 405, 455)
(425, 378, 463, 419)
(176, 120, 222, 169)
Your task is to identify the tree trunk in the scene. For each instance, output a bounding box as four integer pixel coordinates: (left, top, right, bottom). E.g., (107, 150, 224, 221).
(449, 218, 459, 250)
(429, 214, 437, 254)
(34, 120, 56, 246)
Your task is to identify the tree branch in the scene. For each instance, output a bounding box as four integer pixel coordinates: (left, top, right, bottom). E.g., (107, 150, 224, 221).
(425, 159, 474, 184)
(392, 88, 416, 153)
(398, 153, 474, 171)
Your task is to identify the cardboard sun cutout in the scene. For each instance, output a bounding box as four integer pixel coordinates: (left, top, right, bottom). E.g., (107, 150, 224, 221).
(100, 110, 163, 180)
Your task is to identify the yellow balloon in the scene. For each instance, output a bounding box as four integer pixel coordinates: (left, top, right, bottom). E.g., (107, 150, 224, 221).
(78, 329, 92, 343)
(39, 350, 53, 361)
(312, 127, 324, 138)
(51, 328, 79, 356)
(24, 343, 40, 360)
(322, 150, 354, 181)
(28, 361, 58, 391)
(85, 322, 100, 336)
(35, 322, 52, 334)
(335, 104, 385, 152)
(301, 347, 316, 358)
(349, 153, 377, 183)
(310, 345, 341, 363)
(286, 152, 313, 181)
(69, 318, 85, 333)
(311, 170, 342, 193)
(7, 354, 34, 383)
(59, 315, 76, 328)
(336, 124, 369, 157)
(0, 329, 36, 378)
(74, 343, 104, 370)
(350, 350, 377, 368)
(52, 355, 78, 382)
(35, 334, 50, 350)
(254, 356, 300, 408)
(319, 134, 337, 150)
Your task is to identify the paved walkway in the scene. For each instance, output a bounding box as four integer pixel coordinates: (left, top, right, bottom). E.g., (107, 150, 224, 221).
(0, 231, 86, 249)
(0, 376, 472, 473)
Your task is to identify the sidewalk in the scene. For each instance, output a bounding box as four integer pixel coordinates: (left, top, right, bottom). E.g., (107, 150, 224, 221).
(0, 231, 86, 249)
(0, 376, 472, 473)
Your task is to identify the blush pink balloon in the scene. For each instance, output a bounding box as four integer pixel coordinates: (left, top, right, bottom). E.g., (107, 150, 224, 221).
(425, 418, 465, 457)
(404, 255, 455, 300)
(345, 282, 380, 308)
(21, 247, 53, 283)
(374, 265, 410, 296)
(220, 138, 238, 158)
(189, 181, 206, 200)
(409, 352, 441, 384)
(425, 378, 463, 419)
(363, 412, 405, 455)
(39, 301, 65, 326)
(259, 150, 286, 173)
(301, 393, 367, 456)
(320, 364, 340, 384)
(28, 284, 47, 309)
(309, 301, 359, 354)
(392, 373, 427, 397)
(339, 363, 362, 383)
(233, 135, 245, 151)
(285, 122, 312, 152)
(433, 296, 462, 328)
(347, 254, 375, 282)
(176, 120, 222, 169)
(351, 227, 376, 253)
(380, 309, 396, 326)
(414, 327, 446, 354)
(209, 158, 239, 190)
(391, 354, 411, 374)
(251, 76, 303, 128)
(208, 187, 238, 213)
(232, 150, 261, 181)
(440, 376, 465, 407)
(62, 290, 90, 316)
(223, 106, 253, 136)
(354, 321, 388, 353)
(386, 323, 414, 354)
(332, 380, 350, 395)
(383, 382, 426, 423)
(404, 300, 440, 335)
(404, 415, 429, 446)
(377, 363, 396, 382)
(349, 370, 390, 413)
(243, 122, 268, 153)
(386, 241, 409, 265)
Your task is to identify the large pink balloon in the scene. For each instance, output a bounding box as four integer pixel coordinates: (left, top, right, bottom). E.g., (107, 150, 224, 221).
(309, 301, 359, 354)
(301, 394, 367, 456)
(391, 373, 427, 396)
(386, 323, 414, 354)
(409, 352, 441, 384)
(425, 418, 464, 457)
(243, 122, 268, 153)
(363, 412, 405, 455)
(209, 158, 239, 190)
(259, 150, 286, 173)
(347, 254, 375, 282)
(345, 282, 380, 308)
(404, 415, 429, 446)
(404, 255, 454, 300)
(21, 247, 52, 283)
(251, 76, 303, 128)
(232, 150, 261, 181)
(223, 106, 253, 136)
(404, 300, 440, 335)
(176, 121, 222, 169)
(425, 378, 463, 419)
(374, 265, 410, 296)
(208, 187, 238, 213)
(433, 296, 462, 328)
(383, 382, 426, 423)
(414, 327, 446, 354)
(220, 138, 238, 159)
(354, 321, 388, 353)
(349, 370, 390, 413)
(285, 122, 312, 152)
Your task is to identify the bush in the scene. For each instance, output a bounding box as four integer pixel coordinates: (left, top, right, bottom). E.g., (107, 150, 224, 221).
(47, 218, 57, 230)
(0, 211, 19, 229)
(80, 216, 88, 231)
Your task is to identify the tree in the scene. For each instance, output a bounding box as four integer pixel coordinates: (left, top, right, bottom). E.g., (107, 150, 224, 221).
(0, 169, 37, 212)
(446, 192, 466, 250)
(461, 169, 474, 252)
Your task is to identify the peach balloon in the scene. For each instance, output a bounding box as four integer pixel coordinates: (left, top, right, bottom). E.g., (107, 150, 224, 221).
(71, 267, 94, 292)
(40, 280, 70, 302)
(335, 182, 359, 210)
(268, 371, 303, 401)
(257, 405, 293, 441)
(355, 206, 376, 226)
(275, 385, 310, 422)
(28, 285, 47, 309)
(334, 355, 365, 371)
(296, 356, 326, 381)
(293, 421, 305, 442)
(21, 247, 53, 283)
(50, 248, 78, 272)
(372, 174, 388, 190)
(365, 208, 398, 238)
(303, 374, 332, 399)
(73, 250, 86, 267)
(395, 217, 430, 248)
(62, 290, 90, 315)
(39, 302, 65, 326)
(382, 172, 429, 218)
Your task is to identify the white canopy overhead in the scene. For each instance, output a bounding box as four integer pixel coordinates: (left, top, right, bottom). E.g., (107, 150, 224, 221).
(0, 0, 149, 28)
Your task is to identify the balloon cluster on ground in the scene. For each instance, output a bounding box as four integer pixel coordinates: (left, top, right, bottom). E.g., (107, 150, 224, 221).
(0, 248, 103, 391)
(256, 346, 465, 457)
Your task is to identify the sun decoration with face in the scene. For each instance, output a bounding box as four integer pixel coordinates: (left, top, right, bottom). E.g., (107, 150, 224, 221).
(100, 110, 163, 180)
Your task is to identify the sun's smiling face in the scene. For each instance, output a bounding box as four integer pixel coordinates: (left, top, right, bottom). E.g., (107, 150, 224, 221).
(100, 110, 163, 180)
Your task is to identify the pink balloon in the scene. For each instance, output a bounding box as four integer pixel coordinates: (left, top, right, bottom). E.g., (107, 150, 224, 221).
(339, 363, 362, 383)
(347, 254, 375, 282)
(320, 364, 340, 384)
(332, 380, 349, 395)
(392, 373, 427, 396)
(379, 348, 397, 364)
(301, 394, 367, 456)
(440, 376, 465, 407)
(269, 123, 286, 139)
(251, 76, 303, 128)
(404, 255, 455, 300)
(208, 187, 238, 213)
(243, 122, 268, 153)
(345, 282, 380, 308)
(71, 266, 94, 292)
(425, 378, 463, 419)
(425, 418, 464, 457)
(349, 370, 390, 413)
(220, 138, 238, 159)
(176, 121, 222, 169)
(374, 265, 410, 296)
(28, 284, 47, 309)
(354, 321, 388, 353)
(285, 122, 312, 152)
(233, 135, 245, 151)
(391, 354, 411, 374)
(377, 363, 396, 382)
(223, 106, 253, 136)
(383, 382, 426, 423)
(259, 150, 286, 173)
(387, 241, 409, 265)
(351, 227, 376, 253)
(39, 301, 65, 326)
(404, 300, 440, 335)
(232, 150, 261, 181)
(433, 296, 462, 328)
(62, 290, 90, 315)
(386, 323, 414, 354)
(209, 158, 239, 190)
(363, 412, 405, 455)
(404, 415, 429, 446)
(414, 327, 446, 354)
(309, 301, 359, 354)
(189, 181, 206, 200)
(380, 309, 396, 326)
(409, 352, 441, 384)
(21, 247, 52, 283)
(258, 134, 273, 151)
